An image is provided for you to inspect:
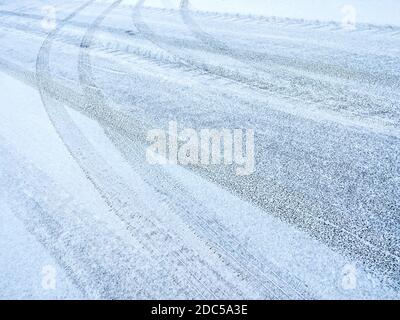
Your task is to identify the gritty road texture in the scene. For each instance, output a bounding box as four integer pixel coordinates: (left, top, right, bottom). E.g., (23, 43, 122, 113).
(0, 0, 399, 299)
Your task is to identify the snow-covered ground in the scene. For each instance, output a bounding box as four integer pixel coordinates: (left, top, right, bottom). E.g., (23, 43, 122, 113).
(146, 0, 400, 26)
(0, 0, 399, 299)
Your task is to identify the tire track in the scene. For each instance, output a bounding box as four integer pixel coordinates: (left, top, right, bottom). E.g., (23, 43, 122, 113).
(27, 0, 180, 299)
(1, 6, 399, 127)
(2, 34, 400, 292)
(77, 0, 303, 299)
(34, 0, 219, 299)
(1, 7, 399, 66)
(1, 1, 398, 292)
(176, 4, 397, 34)
(35, 0, 267, 299)
(0, 140, 184, 299)
(178, 0, 400, 118)
(132, 2, 400, 135)
(2, 33, 399, 291)
(3, 7, 400, 36)
(76, 0, 233, 300)
(106, 125, 311, 299)
(130, 0, 400, 289)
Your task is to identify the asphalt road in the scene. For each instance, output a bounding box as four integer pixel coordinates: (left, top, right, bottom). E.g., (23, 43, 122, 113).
(0, 0, 399, 298)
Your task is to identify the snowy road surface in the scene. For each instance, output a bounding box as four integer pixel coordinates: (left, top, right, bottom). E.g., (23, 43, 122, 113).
(0, 0, 399, 299)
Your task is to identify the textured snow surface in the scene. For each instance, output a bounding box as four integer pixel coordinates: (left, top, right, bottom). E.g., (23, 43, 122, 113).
(0, 0, 399, 299)
(145, 0, 400, 26)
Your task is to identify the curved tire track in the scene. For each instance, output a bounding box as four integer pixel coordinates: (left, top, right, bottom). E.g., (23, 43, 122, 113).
(1, 6, 399, 126)
(0, 141, 187, 299)
(77, 0, 308, 299)
(34, 0, 222, 299)
(130, 0, 400, 289)
(0, 1, 396, 294)
(2, 24, 399, 290)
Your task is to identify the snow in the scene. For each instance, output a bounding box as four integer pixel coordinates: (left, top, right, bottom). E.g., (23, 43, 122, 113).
(1, 68, 397, 299)
(0, 0, 399, 299)
(0, 198, 83, 299)
(0, 72, 85, 299)
(144, 0, 400, 26)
